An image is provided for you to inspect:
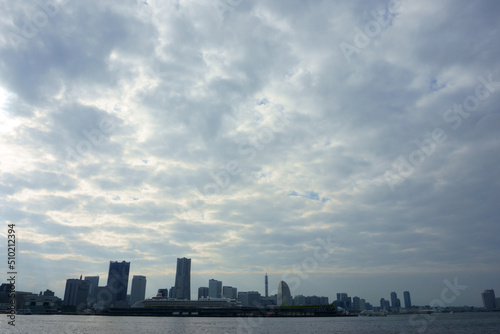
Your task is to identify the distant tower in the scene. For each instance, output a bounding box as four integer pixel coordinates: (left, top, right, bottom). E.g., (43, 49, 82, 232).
(174, 258, 191, 300)
(403, 291, 412, 308)
(265, 273, 268, 297)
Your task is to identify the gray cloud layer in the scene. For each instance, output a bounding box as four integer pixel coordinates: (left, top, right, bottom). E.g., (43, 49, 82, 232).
(0, 0, 499, 306)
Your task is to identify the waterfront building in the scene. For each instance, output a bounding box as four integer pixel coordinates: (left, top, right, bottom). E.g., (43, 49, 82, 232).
(198, 287, 209, 300)
(404, 291, 412, 308)
(174, 258, 191, 300)
(63, 277, 90, 310)
(209, 279, 222, 298)
(107, 261, 130, 307)
(222, 286, 237, 300)
(481, 289, 496, 310)
(352, 296, 361, 312)
(238, 291, 261, 307)
(84, 276, 99, 300)
(130, 275, 147, 306)
(277, 281, 292, 306)
(360, 298, 366, 311)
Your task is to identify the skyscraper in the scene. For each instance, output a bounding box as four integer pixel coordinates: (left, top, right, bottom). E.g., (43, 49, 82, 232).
(481, 289, 496, 310)
(208, 279, 222, 298)
(222, 286, 237, 299)
(130, 275, 147, 306)
(390, 291, 400, 310)
(403, 291, 412, 309)
(84, 276, 99, 301)
(107, 261, 130, 307)
(198, 287, 209, 300)
(174, 258, 191, 300)
(63, 277, 90, 310)
(277, 281, 292, 306)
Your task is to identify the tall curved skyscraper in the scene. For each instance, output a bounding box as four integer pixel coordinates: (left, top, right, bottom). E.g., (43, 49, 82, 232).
(277, 281, 292, 306)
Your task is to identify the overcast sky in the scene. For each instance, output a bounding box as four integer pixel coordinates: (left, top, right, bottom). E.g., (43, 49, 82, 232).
(1, 0, 499, 307)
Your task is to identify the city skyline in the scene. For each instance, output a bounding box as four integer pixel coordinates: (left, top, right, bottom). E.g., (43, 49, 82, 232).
(24, 256, 495, 309)
(1, 0, 499, 310)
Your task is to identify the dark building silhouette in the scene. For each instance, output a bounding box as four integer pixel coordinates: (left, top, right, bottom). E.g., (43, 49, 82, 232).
(174, 258, 191, 300)
(481, 289, 496, 310)
(130, 275, 147, 306)
(198, 287, 209, 300)
(209, 279, 222, 298)
(43, 289, 55, 297)
(107, 261, 130, 307)
(63, 277, 90, 310)
(84, 276, 99, 301)
(404, 291, 412, 308)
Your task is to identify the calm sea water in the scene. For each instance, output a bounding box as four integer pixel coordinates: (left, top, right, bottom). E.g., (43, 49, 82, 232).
(0, 312, 499, 333)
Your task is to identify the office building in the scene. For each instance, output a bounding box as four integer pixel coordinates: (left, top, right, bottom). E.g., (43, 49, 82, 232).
(63, 277, 90, 310)
(84, 276, 99, 300)
(403, 291, 412, 308)
(198, 287, 209, 300)
(174, 258, 191, 300)
(222, 286, 237, 300)
(277, 281, 292, 306)
(481, 289, 496, 310)
(130, 275, 147, 306)
(238, 291, 261, 307)
(360, 298, 366, 311)
(107, 261, 130, 307)
(336, 293, 351, 310)
(209, 279, 222, 298)
(352, 296, 361, 312)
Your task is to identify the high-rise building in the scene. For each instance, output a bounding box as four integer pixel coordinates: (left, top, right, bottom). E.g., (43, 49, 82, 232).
(277, 281, 292, 306)
(174, 258, 191, 300)
(390, 292, 400, 310)
(84, 276, 99, 301)
(265, 273, 268, 297)
(107, 261, 130, 307)
(63, 277, 90, 310)
(352, 296, 361, 312)
(198, 287, 209, 300)
(208, 279, 222, 298)
(360, 298, 366, 311)
(403, 291, 412, 308)
(130, 275, 147, 306)
(222, 286, 237, 300)
(481, 289, 496, 310)
(238, 291, 261, 307)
